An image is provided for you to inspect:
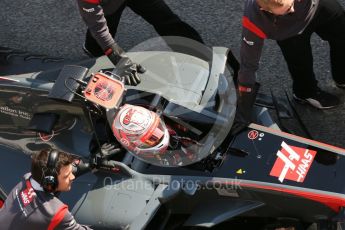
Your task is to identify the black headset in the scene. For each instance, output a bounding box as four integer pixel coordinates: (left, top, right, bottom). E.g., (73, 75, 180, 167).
(42, 149, 59, 192)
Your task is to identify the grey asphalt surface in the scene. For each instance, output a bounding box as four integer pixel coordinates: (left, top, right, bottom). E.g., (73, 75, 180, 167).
(1, 0, 345, 148)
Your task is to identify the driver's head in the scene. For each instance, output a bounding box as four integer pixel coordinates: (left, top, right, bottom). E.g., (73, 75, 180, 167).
(31, 149, 75, 192)
(112, 104, 169, 155)
(256, 0, 295, 15)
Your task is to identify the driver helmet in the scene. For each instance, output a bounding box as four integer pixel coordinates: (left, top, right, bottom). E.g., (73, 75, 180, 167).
(112, 104, 169, 155)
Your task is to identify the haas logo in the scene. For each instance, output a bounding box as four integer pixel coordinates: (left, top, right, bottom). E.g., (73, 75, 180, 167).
(20, 188, 36, 207)
(270, 142, 316, 183)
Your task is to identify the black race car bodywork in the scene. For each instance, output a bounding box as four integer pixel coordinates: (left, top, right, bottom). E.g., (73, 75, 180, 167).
(0, 44, 344, 230)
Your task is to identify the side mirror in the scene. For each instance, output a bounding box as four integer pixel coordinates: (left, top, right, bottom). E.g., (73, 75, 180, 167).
(48, 65, 88, 102)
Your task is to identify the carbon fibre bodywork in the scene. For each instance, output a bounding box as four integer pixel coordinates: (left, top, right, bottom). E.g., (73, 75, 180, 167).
(0, 46, 344, 230)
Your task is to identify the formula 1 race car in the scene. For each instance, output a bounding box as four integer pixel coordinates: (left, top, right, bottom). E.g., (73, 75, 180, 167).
(0, 38, 344, 230)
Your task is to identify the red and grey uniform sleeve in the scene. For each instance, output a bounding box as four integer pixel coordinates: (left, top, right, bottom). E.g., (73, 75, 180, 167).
(51, 205, 93, 230)
(238, 16, 266, 89)
(76, 0, 115, 52)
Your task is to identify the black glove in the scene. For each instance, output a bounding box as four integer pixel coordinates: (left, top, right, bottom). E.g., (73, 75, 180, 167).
(90, 143, 123, 170)
(230, 83, 259, 136)
(115, 57, 142, 86)
(72, 158, 91, 177)
(98, 143, 122, 158)
(106, 43, 146, 86)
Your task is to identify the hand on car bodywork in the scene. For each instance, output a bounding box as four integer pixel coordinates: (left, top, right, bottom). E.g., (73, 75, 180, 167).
(72, 143, 123, 175)
(72, 158, 91, 177)
(90, 143, 124, 170)
(114, 57, 145, 86)
(99, 143, 122, 158)
(106, 43, 146, 86)
(230, 83, 260, 136)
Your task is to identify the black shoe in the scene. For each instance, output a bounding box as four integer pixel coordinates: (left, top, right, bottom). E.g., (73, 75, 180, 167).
(336, 82, 345, 89)
(293, 88, 340, 109)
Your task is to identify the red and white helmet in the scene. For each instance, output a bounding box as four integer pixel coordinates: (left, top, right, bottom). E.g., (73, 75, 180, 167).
(112, 104, 169, 155)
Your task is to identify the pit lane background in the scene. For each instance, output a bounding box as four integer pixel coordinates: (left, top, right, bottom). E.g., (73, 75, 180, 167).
(0, 0, 344, 148)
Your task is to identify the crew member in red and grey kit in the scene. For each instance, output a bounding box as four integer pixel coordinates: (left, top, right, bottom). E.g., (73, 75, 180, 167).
(235, 0, 345, 129)
(76, 0, 207, 86)
(0, 149, 92, 230)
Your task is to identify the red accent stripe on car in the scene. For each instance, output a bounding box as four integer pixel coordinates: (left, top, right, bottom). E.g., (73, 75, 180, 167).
(0, 77, 19, 82)
(48, 205, 68, 230)
(249, 124, 345, 155)
(214, 180, 344, 212)
(82, 0, 100, 4)
(240, 182, 344, 212)
(0, 199, 4, 208)
(242, 16, 267, 39)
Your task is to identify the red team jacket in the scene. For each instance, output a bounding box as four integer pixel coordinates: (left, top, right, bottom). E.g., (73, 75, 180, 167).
(0, 173, 92, 230)
(238, 0, 318, 87)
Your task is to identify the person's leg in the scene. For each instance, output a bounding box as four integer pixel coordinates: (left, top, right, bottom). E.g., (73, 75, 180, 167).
(329, 38, 345, 86)
(313, 0, 345, 86)
(277, 31, 340, 109)
(84, 4, 126, 57)
(127, 0, 203, 43)
(277, 32, 317, 98)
